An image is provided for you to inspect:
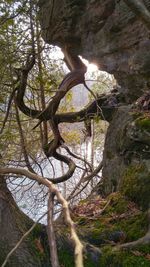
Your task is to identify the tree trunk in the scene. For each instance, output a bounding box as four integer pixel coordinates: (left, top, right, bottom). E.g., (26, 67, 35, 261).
(0, 176, 49, 267)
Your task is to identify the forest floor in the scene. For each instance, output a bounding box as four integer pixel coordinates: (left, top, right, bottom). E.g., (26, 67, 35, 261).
(56, 192, 150, 267)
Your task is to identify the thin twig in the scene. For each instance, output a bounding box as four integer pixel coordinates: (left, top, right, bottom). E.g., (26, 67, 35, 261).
(0, 88, 17, 135)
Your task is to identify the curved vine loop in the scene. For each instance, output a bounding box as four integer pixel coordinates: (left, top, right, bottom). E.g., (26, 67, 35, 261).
(15, 44, 119, 184)
(15, 47, 88, 183)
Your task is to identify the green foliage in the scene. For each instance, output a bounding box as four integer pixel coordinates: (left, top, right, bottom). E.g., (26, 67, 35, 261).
(0, 0, 67, 166)
(62, 129, 81, 145)
(107, 192, 129, 214)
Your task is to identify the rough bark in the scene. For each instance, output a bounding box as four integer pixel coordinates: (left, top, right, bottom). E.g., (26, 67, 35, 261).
(0, 177, 46, 266)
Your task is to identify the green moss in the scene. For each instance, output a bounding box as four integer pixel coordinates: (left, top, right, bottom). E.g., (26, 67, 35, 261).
(113, 213, 148, 242)
(93, 219, 107, 231)
(120, 253, 150, 267)
(30, 223, 43, 239)
(76, 216, 87, 225)
(130, 111, 143, 119)
(56, 191, 150, 267)
(58, 249, 74, 267)
(87, 212, 147, 248)
(76, 192, 148, 244)
(121, 165, 150, 210)
(108, 193, 129, 214)
(100, 246, 150, 267)
(28, 224, 50, 265)
(135, 116, 150, 131)
(84, 256, 99, 267)
(90, 227, 105, 241)
(136, 244, 150, 254)
(58, 249, 100, 267)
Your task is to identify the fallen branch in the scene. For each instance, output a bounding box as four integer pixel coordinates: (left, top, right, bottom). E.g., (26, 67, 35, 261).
(119, 231, 150, 248)
(0, 167, 84, 267)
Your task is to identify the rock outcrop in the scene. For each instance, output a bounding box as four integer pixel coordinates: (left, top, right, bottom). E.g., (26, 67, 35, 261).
(39, 0, 150, 207)
(39, 0, 150, 102)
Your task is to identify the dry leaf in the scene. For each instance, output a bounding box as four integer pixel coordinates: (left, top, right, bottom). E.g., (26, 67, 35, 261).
(145, 254, 150, 261)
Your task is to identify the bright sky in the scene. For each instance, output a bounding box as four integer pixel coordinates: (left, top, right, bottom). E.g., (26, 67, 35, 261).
(50, 45, 99, 74)
(50, 46, 115, 84)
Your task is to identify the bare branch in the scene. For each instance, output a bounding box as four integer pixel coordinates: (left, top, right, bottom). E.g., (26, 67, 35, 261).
(54, 93, 118, 124)
(82, 161, 103, 182)
(14, 101, 35, 173)
(118, 230, 150, 248)
(0, 87, 17, 135)
(67, 170, 87, 202)
(62, 144, 93, 172)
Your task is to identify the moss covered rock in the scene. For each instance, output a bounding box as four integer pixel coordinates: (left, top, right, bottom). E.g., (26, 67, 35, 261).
(121, 164, 150, 210)
(60, 193, 150, 267)
(101, 108, 150, 210)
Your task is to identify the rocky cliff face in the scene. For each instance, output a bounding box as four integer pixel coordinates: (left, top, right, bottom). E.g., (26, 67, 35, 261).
(39, 0, 150, 208)
(39, 0, 150, 102)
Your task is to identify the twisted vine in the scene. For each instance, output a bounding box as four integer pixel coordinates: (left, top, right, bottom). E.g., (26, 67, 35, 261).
(15, 45, 119, 184)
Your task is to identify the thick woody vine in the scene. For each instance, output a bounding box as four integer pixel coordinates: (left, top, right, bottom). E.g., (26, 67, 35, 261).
(15, 43, 119, 184)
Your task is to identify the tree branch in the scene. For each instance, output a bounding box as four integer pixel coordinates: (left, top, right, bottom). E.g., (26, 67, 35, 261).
(0, 87, 18, 135)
